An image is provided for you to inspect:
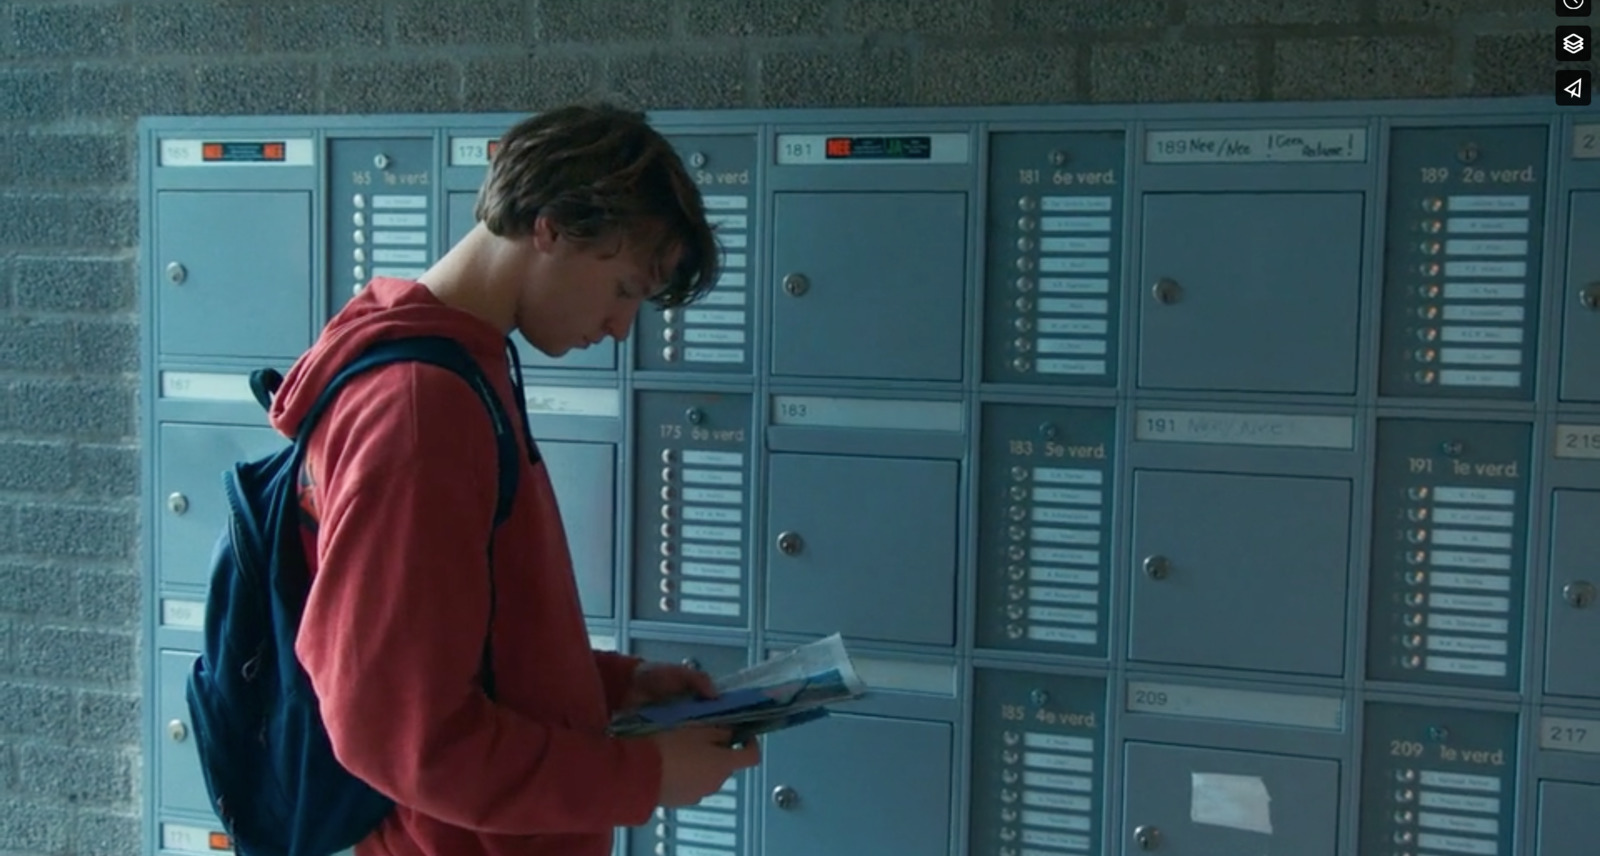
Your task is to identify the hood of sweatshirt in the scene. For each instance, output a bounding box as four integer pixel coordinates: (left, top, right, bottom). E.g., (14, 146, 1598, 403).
(268, 276, 511, 439)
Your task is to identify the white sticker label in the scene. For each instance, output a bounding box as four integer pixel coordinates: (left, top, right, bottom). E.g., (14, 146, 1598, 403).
(1541, 716, 1600, 754)
(1146, 127, 1367, 163)
(160, 822, 229, 853)
(161, 371, 257, 402)
(159, 138, 314, 167)
(449, 136, 499, 166)
(522, 386, 620, 418)
(1135, 409, 1355, 449)
(1575, 124, 1600, 160)
(770, 395, 962, 432)
(1191, 773, 1274, 834)
(1555, 424, 1600, 460)
(850, 657, 956, 696)
(1126, 681, 1344, 730)
(161, 599, 206, 630)
(774, 133, 971, 165)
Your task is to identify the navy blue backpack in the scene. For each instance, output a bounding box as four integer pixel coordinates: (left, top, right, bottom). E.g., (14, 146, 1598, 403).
(185, 336, 530, 856)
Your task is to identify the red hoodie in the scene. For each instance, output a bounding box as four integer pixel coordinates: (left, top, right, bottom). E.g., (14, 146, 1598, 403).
(268, 277, 662, 856)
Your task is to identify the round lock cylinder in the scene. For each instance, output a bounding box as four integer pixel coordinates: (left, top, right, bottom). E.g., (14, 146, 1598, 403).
(1564, 581, 1597, 608)
(776, 531, 803, 555)
(1580, 283, 1600, 309)
(1151, 277, 1182, 304)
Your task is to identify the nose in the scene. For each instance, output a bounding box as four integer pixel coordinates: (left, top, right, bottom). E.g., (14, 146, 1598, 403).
(605, 306, 638, 341)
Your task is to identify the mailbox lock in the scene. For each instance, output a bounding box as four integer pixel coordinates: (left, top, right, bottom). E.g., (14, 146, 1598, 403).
(1133, 824, 1161, 850)
(1039, 422, 1059, 441)
(168, 719, 188, 742)
(1457, 142, 1479, 164)
(782, 273, 810, 297)
(1579, 283, 1600, 310)
(681, 657, 701, 670)
(685, 407, 704, 425)
(771, 785, 799, 809)
(165, 262, 187, 285)
(1439, 440, 1464, 457)
(689, 151, 708, 168)
(372, 153, 391, 170)
(777, 531, 803, 556)
(1029, 688, 1050, 707)
(1142, 555, 1171, 580)
(1427, 725, 1450, 742)
(167, 493, 189, 515)
(1152, 278, 1182, 305)
(1564, 581, 1596, 609)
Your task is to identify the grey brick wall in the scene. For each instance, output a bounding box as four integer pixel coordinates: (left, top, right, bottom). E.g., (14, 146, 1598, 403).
(0, 0, 1570, 853)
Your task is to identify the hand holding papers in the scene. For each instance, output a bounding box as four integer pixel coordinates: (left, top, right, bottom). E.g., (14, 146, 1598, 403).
(610, 633, 868, 744)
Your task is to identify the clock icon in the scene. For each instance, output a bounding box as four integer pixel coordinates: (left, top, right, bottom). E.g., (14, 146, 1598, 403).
(1558, 0, 1591, 17)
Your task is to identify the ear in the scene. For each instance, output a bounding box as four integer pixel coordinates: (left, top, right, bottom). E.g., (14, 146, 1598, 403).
(530, 214, 561, 253)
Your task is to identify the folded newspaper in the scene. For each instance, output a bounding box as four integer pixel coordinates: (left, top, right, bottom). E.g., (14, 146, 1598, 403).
(610, 633, 868, 742)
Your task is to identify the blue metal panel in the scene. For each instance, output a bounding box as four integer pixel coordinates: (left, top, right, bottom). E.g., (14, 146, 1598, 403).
(1544, 490, 1600, 701)
(156, 423, 283, 590)
(1129, 469, 1351, 678)
(632, 390, 755, 628)
(157, 649, 209, 816)
(764, 453, 959, 646)
(1123, 742, 1340, 856)
(1137, 191, 1364, 395)
(769, 192, 967, 383)
(540, 440, 617, 620)
(1357, 701, 1519, 856)
(974, 403, 1117, 658)
(1378, 126, 1550, 401)
(1365, 418, 1532, 692)
(984, 131, 1126, 388)
(1559, 191, 1600, 402)
(641, 133, 760, 376)
(969, 669, 1106, 856)
(155, 191, 312, 360)
(1536, 780, 1600, 856)
(329, 136, 436, 315)
(761, 713, 953, 856)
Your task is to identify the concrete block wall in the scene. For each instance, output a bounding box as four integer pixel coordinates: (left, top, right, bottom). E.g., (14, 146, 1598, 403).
(0, 0, 1574, 853)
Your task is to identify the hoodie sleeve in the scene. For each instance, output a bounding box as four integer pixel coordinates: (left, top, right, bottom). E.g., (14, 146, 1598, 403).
(293, 363, 662, 834)
(594, 651, 643, 713)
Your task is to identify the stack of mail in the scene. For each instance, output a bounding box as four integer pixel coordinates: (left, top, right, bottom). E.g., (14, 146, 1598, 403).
(609, 633, 868, 743)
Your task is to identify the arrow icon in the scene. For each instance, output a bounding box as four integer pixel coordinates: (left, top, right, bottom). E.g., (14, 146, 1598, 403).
(1558, 69, 1592, 105)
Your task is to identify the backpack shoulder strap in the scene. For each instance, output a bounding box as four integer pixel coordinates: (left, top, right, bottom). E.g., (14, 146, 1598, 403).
(257, 334, 519, 697)
(277, 335, 521, 527)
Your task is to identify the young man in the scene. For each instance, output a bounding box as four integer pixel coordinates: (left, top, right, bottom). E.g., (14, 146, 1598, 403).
(265, 103, 761, 856)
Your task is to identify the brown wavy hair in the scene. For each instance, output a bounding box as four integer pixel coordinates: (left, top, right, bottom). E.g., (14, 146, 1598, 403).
(474, 102, 719, 309)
